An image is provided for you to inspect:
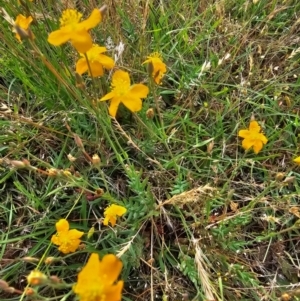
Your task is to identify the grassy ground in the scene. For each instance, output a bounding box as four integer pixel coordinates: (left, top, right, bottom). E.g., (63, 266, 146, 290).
(1, 0, 300, 300)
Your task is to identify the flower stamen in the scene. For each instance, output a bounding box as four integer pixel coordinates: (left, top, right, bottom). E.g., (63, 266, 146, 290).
(59, 9, 82, 27)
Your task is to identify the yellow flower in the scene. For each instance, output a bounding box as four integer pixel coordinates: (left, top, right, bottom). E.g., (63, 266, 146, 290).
(100, 70, 149, 117)
(238, 120, 268, 154)
(293, 157, 300, 165)
(103, 204, 127, 227)
(51, 219, 84, 254)
(73, 253, 123, 301)
(143, 52, 167, 84)
(14, 14, 33, 42)
(48, 9, 102, 53)
(76, 44, 115, 77)
(27, 270, 47, 286)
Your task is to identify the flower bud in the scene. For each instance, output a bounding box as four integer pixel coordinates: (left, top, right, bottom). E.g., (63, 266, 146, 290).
(14, 25, 30, 41)
(0, 279, 9, 290)
(75, 72, 85, 89)
(22, 256, 39, 263)
(87, 226, 95, 239)
(67, 154, 76, 162)
(10, 160, 26, 168)
(49, 275, 61, 284)
(74, 134, 84, 149)
(27, 270, 47, 286)
(24, 287, 35, 296)
(275, 172, 285, 181)
(44, 257, 56, 265)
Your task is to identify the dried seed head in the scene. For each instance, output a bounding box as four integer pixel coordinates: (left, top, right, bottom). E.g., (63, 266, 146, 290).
(92, 154, 101, 166)
(146, 108, 155, 119)
(99, 5, 107, 15)
(283, 176, 295, 185)
(48, 168, 59, 177)
(75, 72, 85, 89)
(67, 153, 76, 162)
(14, 25, 30, 40)
(0, 279, 9, 290)
(207, 140, 214, 154)
(95, 188, 104, 196)
(275, 172, 285, 181)
(10, 160, 27, 168)
(44, 257, 55, 265)
(22, 256, 39, 263)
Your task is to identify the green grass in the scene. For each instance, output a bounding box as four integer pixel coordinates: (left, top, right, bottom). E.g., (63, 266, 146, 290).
(1, 0, 300, 300)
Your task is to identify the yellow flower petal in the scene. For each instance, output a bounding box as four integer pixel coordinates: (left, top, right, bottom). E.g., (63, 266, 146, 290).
(252, 140, 263, 154)
(121, 96, 143, 113)
(130, 84, 149, 98)
(100, 91, 116, 101)
(93, 46, 107, 53)
(99, 254, 123, 283)
(105, 280, 124, 300)
(68, 229, 85, 239)
(15, 14, 33, 30)
(103, 215, 116, 226)
(293, 157, 300, 165)
(73, 253, 123, 301)
(73, 254, 101, 297)
(79, 9, 102, 31)
(55, 219, 69, 232)
(108, 98, 121, 118)
(242, 138, 254, 151)
(88, 61, 104, 77)
(75, 57, 88, 75)
(58, 239, 80, 254)
(112, 70, 130, 87)
(71, 30, 93, 53)
(257, 133, 268, 144)
(47, 29, 71, 46)
(238, 129, 250, 139)
(249, 120, 261, 132)
(97, 54, 115, 69)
